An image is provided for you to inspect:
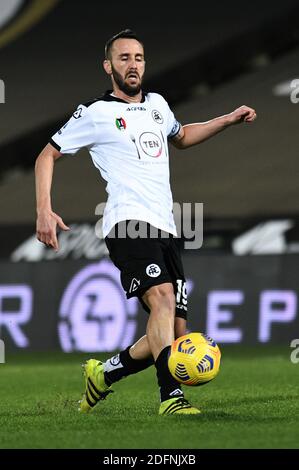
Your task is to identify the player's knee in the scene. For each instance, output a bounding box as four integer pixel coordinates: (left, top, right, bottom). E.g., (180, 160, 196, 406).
(143, 283, 175, 316)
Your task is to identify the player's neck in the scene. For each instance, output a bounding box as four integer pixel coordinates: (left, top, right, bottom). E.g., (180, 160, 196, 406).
(112, 89, 143, 103)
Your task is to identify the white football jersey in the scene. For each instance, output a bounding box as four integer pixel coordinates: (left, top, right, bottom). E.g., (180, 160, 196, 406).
(50, 91, 181, 238)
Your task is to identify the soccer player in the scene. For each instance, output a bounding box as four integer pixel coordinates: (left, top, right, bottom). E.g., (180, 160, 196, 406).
(35, 30, 256, 415)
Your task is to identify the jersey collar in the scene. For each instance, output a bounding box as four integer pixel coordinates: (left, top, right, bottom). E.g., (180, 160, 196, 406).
(102, 90, 147, 104)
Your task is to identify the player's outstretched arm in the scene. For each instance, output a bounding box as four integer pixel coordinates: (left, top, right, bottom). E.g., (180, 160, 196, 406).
(35, 143, 70, 251)
(171, 105, 257, 149)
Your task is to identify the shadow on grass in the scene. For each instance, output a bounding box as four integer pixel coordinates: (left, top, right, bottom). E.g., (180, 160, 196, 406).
(199, 410, 293, 423)
(206, 393, 299, 408)
(166, 410, 295, 424)
(165, 393, 299, 423)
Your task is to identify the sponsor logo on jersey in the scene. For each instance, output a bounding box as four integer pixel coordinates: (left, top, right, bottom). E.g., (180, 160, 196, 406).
(116, 117, 126, 130)
(139, 132, 162, 157)
(152, 109, 164, 124)
(126, 106, 146, 111)
(146, 264, 161, 278)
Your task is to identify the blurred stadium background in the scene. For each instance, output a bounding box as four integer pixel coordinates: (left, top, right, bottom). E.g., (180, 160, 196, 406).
(0, 0, 299, 451)
(0, 0, 298, 353)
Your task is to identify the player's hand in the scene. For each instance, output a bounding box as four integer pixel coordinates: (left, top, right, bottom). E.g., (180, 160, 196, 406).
(36, 210, 70, 252)
(227, 105, 257, 125)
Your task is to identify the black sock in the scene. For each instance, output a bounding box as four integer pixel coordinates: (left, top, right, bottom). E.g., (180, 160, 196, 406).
(104, 346, 154, 386)
(155, 346, 184, 402)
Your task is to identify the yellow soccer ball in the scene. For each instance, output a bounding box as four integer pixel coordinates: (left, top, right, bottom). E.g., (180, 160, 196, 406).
(168, 332, 221, 386)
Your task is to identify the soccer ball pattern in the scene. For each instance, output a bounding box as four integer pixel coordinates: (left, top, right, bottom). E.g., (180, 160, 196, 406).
(168, 332, 221, 386)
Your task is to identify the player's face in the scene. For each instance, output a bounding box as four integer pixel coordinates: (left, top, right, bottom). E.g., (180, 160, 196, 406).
(109, 38, 145, 96)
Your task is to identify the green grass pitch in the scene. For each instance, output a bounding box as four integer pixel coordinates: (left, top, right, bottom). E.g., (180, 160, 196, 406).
(0, 346, 298, 449)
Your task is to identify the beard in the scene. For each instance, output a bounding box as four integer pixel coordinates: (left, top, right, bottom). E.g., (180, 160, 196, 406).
(111, 65, 142, 97)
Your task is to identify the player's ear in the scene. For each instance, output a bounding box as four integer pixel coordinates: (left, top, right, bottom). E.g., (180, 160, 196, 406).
(103, 59, 112, 75)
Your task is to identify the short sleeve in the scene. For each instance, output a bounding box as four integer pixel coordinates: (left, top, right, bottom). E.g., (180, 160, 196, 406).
(50, 105, 96, 155)
(166, 105, 182, 139)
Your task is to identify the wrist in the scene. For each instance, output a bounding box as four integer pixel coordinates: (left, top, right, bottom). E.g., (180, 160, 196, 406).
(222, 114, 233, 127)
(36, 206, 52, 216)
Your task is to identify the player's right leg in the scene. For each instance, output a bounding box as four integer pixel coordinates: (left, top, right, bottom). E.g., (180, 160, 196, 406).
(143, 283, 200, 415)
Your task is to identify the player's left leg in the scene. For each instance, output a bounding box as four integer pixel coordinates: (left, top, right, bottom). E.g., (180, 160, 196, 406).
(77, 339, 152, 413)
(102, 306, 186, 386)
(78, 318, 186, 413)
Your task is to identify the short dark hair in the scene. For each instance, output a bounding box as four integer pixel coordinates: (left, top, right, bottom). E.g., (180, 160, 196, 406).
(104, 29, 143, 59)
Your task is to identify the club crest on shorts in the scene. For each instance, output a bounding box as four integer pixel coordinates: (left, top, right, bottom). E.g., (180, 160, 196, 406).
(146, 264, 161, 277)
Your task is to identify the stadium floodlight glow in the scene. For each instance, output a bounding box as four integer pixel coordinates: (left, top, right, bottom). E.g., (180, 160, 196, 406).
(0, 0, 24, 30)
